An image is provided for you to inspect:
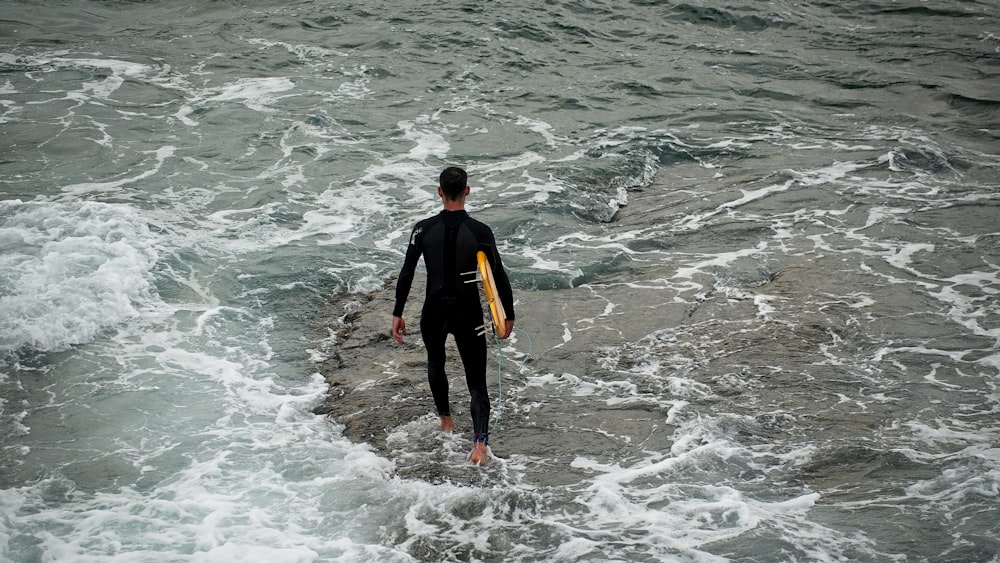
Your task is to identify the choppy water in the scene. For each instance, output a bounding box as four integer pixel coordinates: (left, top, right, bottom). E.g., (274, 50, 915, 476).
(1, 1, 998, 561)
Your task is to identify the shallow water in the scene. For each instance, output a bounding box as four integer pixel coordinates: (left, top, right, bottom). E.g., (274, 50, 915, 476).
(1, 1, 999, 561)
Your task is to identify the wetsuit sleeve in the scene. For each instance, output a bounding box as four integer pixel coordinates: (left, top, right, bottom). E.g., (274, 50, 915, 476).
(393, 226, 423, 317)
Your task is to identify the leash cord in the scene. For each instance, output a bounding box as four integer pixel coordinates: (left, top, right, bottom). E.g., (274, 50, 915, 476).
(488, 327, 532, 434)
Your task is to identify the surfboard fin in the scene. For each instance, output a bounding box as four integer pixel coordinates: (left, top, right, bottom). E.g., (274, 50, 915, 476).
(462, 269, 482, 283)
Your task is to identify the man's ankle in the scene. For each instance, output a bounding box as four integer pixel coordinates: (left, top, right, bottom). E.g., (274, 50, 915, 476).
(470, 441, 489, 466)
(439, 416, 453, 433)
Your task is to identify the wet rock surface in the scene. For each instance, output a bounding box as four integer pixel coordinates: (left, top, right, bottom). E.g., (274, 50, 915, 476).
(311, 268, 680, 483)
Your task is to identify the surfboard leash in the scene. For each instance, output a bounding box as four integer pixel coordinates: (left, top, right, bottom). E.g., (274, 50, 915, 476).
(488, 327, 533, 434)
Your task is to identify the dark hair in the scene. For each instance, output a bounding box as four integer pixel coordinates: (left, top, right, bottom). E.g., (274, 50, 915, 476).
(439, 167, 468, 200)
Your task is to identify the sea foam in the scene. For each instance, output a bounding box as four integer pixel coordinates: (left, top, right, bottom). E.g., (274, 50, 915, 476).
(0, 200, 158, 353)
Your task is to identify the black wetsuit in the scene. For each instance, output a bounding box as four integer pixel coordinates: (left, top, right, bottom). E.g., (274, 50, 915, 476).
(393, 209, 515, 444)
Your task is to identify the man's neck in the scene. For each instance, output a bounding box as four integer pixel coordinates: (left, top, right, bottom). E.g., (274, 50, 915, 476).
(442, 199, 466, 212)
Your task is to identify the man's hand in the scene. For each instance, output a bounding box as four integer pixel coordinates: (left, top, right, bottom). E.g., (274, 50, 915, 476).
(501, 320, 514, 339)
(392, 316, 407, 344)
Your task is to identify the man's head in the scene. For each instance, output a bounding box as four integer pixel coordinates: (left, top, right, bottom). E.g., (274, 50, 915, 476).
(439, 167, 469, 201)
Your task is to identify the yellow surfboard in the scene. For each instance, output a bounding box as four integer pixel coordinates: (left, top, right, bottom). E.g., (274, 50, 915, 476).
(477, 250, 507, 338)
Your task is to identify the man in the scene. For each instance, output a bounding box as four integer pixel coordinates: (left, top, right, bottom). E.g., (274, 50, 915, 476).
(391, 167, 516, 466)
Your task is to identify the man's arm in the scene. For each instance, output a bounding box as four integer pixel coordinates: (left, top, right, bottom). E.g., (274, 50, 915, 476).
(391, 226, 423, 343)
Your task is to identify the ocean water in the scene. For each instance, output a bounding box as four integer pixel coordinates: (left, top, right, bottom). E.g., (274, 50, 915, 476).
(1, 1, 999, 561)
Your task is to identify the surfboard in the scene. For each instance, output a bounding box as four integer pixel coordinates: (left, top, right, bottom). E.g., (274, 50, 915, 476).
(476, 250, 508, 338)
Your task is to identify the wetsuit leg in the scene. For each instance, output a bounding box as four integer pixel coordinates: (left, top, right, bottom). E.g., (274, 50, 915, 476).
(420, 310, 450, 417)
(453, 312, 489, 441)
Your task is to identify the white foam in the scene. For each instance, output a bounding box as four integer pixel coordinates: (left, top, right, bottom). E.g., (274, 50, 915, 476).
(0, 200, 159, 353)
(901, 451, 1000, 529)
(0, 420, 401, 562)
(208, 77, 296, 107)
(175, 77, 298, 126)
(672, 246, 766, 281)
(246, 38, 349, 60)
(903, 419, 1000, 447)
(515, 116, 566, 148)
(677, 159, 871, 232)
(564, 443, 827, 559)
(0, 287, 402, 560)
(932, 269, 1000, 344)
(0, 53, 155, 99)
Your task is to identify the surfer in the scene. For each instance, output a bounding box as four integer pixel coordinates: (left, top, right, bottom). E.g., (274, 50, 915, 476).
(391, 167, 516, 465)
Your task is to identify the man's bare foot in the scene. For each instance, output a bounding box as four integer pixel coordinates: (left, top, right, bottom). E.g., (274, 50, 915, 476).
(439, 416, 453, 433)
(470, 442, 489, 466)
